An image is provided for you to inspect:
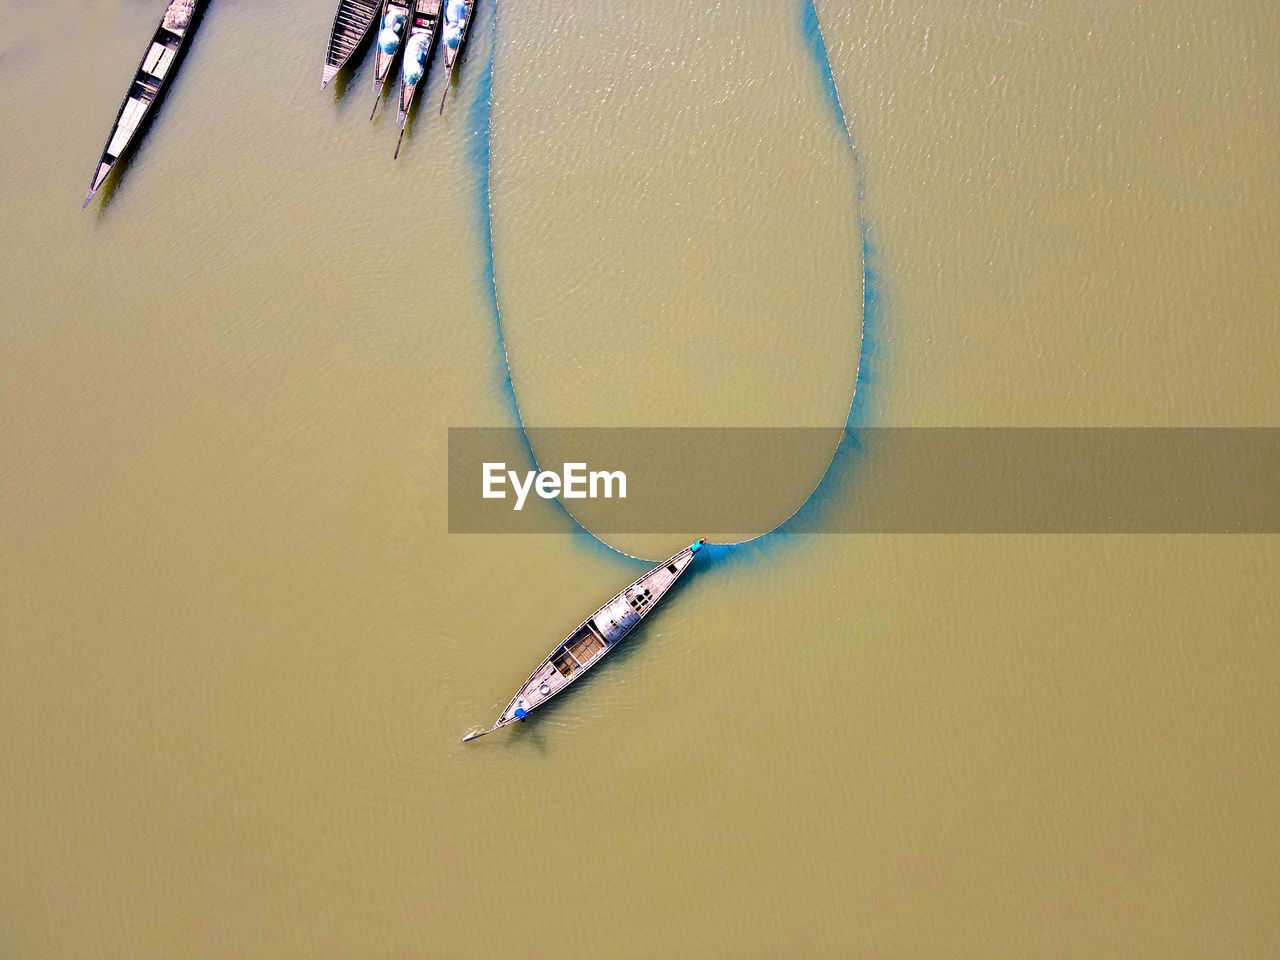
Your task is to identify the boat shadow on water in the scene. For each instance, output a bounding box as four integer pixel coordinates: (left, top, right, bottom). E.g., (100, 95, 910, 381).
(369, 84, 394, 124)
(328, 64, 358, 102)
(90, 167, 126, 215)
(88, 110, 166, 214)
(392, 89, 442, 157)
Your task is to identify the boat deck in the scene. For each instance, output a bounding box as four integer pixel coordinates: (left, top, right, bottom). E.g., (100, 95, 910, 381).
(566, 628, 605, 666)
(324, 0, 380, 85)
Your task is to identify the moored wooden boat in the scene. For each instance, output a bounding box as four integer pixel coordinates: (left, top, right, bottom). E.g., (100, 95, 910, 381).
(462, 541, 705, 742)
(321, 0, 380, 89)
(391, 0, 442, 157)
(369, 0, 411, 118)
(81, 0, 206, 208)
(436, 0, 475, 115)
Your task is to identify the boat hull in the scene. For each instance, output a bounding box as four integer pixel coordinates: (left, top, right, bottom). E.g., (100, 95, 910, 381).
(465, 541, 704, 740)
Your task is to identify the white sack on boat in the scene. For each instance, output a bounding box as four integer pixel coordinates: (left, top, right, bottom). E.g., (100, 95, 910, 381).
(403, 36, 429, 83)
(405, 34, 430, 60)
(445, 0, 467, 25)
(378, 28, 402, 53)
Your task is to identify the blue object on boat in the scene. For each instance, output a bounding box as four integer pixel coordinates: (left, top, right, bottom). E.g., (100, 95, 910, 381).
(690, 540, 702, 553)
(402, 34, 428, 81)
(513, 705, 527, 719)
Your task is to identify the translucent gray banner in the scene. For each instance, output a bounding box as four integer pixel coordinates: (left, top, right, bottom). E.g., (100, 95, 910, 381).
(447, 428, 1280, 534)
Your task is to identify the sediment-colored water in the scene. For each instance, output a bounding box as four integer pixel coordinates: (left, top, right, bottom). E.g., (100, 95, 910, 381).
(2, 0, 1277, 956)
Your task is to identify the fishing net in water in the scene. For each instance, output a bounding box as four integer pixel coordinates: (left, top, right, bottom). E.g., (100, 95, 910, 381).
(162, 0, 196, 31)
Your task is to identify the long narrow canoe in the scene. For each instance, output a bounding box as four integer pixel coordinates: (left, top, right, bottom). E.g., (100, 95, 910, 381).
(370, 0, 411, 104)
(321, 0, 380, 89)
(82, 0, 206, 208)
(391, 0, 442, 157)
(463, 541, 704, 742)
(436, 0, 475, 115)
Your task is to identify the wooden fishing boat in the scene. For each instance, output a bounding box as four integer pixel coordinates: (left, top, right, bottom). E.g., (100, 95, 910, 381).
(391, 0, 442, 157)
(321, 0, 380, 89)
(81, 0, 206, 208)
(369, 0, 411, 116)
(436, 0, 475, 115)
(463, 541, 705, 742)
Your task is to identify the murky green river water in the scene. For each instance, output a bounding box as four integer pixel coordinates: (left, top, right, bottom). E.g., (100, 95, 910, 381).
(2, 0, 1278, 956)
